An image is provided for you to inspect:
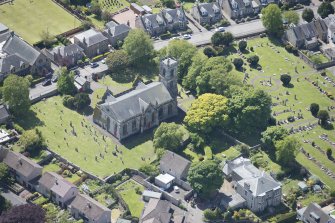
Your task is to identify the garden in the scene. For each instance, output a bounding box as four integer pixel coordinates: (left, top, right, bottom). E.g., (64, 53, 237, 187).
(0, 0, 81, 44)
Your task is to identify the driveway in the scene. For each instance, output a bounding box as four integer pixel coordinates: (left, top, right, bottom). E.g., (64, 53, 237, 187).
(1, 190, 27, 206)
(77, 61, 108, 82)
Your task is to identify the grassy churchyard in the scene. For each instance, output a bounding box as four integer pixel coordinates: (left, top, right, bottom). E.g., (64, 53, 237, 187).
(228, 37, 335, 190)
(17, 96, 156, 179)
(0, 0, 81, 44)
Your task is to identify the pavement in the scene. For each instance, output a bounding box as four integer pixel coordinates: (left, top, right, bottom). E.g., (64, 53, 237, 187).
(1, 190, 27, 206)
(77, 61, 108, 81)
(29, 82, 57, 101)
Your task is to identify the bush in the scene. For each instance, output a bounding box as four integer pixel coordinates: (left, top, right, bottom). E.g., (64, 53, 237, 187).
(203, 47, 217, 58)
(91, 54, 105, 62)
(310, 103, 319, 117)
(62, 95, 75, 109)
(219, 19, 230, 27)
(135, 187, 142, 195)
(285, 44, 293, 52)
(189, 133, 205, 150)
(326, 148, 332, 158)
(204, 208, 222, 221)
(280, 74, 292, 86)
(204, 146, 213, 160)
(233, 58, 244, 69)
(13, 124, 24, 134)
(247, 55, 259, 66)
(160, 32, 172, 40)
(238, 40, 247, 51)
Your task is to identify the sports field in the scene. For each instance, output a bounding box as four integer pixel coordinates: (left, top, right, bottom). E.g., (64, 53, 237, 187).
(0, 0, 81, 44)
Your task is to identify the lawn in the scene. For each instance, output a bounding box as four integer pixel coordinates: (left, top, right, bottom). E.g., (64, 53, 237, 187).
(42, 162, 61, 173)
(116, 179, 145, 218)
(230, 37, 335, 189)
(0, 0, 81, 44)
(17, 96, 156, 179)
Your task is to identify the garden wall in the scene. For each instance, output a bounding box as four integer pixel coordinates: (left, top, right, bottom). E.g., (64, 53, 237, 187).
(295, 49, 335, 70)
(30, 87, 59, 104)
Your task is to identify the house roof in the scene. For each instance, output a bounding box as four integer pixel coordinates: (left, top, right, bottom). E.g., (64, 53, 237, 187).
(0, 104, 10, 120)
(74, 75, 87, 86)
(71, 194, 110, 221)
(141, 198, 172, 223)
(155, 173, 175, 185)
(99, 82, 173, 122)
(3, 150, 42, 178)
(51, 44, 83, 57)
(143, 13, 166, 30)
(105, 21, 118, 29)
(161, 57, 177, 67)
(193, 2, 221, 18)
(39, 172, 77, 197)
(2, 34, 41, 65)
(237, 174, 281, 196)
(162, 8, 186, 24)
(142, 190, 162, 199)
(104, 24, 131, 37)
(74, 29, 108, 47)
(0, 54, 28, 74)
(0, 23, 9, 34)
(299, 203, 331, 223)
(160, 150, 191, 178)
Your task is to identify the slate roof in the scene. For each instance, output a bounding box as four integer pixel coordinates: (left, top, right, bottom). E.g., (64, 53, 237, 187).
(230, 0, 252, 11)
(141, 198, 172, 223)
(287, 19, 327, 42)
(143, 13, 166, 29)
(161, 57, 177, 67)
(162, 8, 187, 24)
(74, 29, 108, 47)
(223, 157, 281, 196)
(0, 105, 9, 120)
(104, 24, 131, 37)
(3, 150, 42, 178)
(51, 44, 83, 57)
(71, 194, 110, 221)
(99, 82, 173, 122)
(105, 21, 118, 29)
(299, 203, 332, 223)
(160, 151, 191, 178)
(0, 54, 28, 73)
(0, 23, 9, 34)
(39, 172, 77, 197)
(2, 34, 41, 65)
(195, 2, 221, 18)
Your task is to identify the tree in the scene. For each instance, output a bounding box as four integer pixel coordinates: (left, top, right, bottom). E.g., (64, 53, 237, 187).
(0, 204, 46, 223)
(90, 0, 102, 19)
(139, 163, 159, 177)
(326, 148, 332, 158)
(73, 93, 91, 110)
(123, 29, 154, 66)
(153, 123, 185, 151)
(221, 32, 234, 46)
(0, 195, 11, 215)
(211, 32, 224, 47)
(261, 126, 289, 149)
(187, 160, 223, 198)
(106, 50, 130, 72)
(203, 47, 217, 58)
(310, 103, 320, 117)
(283, 10, 300, 25)
(57, 67, 76, 95)
(280, 74, 291, 86)
(302, 8, 314, 22)
(318, 2, 334, 19)
(261, 4, 283, 36)
(40, 29, 53, 48)
(317, 110, 330, 125)
(161, 0, 175, 8)
(275, 136, 300, 167)
(247, 55, 259, 66)
(2, 74, 30, 117)
(18, 129, 44, 152)
(233, 58, 244, 69)
(0, 163, 13, 186)
(238, 40, 247, 51)
(184, 93, 229, 134)
(182, 51, 207, 91)
(101, 10, 112, 22)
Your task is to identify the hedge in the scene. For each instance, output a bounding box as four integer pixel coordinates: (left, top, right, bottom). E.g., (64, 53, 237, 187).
(160, 32, 172, 40)
(204, 146, 213, 160)
(91, 54, 105, 62)
(32, 77, 46, 86)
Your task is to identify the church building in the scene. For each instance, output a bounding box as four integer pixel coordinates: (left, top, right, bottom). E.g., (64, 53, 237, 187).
(93, 58, 178, 140)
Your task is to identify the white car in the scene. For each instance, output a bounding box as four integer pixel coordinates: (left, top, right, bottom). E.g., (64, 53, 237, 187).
(215, 27, 225, 32)
(183, 34, 191, 40)
(101, 59, 106, 64)
(174, 186, 180, 193)
(171, 36, 180, 40)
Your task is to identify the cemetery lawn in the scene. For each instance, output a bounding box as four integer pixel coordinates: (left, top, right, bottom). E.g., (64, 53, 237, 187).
(116, 180, 145, 218)
(99, 0, 129, 13)
(0, 0, 81, 44)
(230, 37, 335, 189)
(17, 96, 156, 179)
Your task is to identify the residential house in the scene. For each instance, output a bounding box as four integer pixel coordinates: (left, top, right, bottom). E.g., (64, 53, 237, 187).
(285, 19, 328, 50)
(135, 8, 187, 36)
(297, 203, 335, 223)
(140, 198, 186, 223)
(222, 157, 282, 212)
(74, 29, 109, 58)
(160, 150, 191, 180)
(93, 58, 178, 140)
(0, 104, 10, 124)
(155, 173, 175, 190)
(2, 150, 42, 190)
(103, 23, 131, 47)
(191, 2, 222, 25)
(70, 193, 111, 223)
(38, 172, 78, 208)
(0, 32, 51, 81)
(222, 0, 260, 19)
(42, 44, 84, 68)
(130, 3, 145, 15)
(74, 75, 90, 92)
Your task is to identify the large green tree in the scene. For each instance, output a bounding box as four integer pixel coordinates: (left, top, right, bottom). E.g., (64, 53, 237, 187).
(283, 10, 300, 25)
(17, 128, 44, 152)
(261, 126, 289, 149)
(2, 74, 30, 117)
(182, 51, 207, 91)
(318, 2, 334, 19)
(153, 122, 185, 151)
(56, 67, 76, 95)
(211, 32, 224, 47)
(228, 86, 272, 135)
(123, 29, 155, 66)
(0, 163, 13, 186)
(275, 136, 300, 167)
(302, 8, 314, 22)
(187, 160, 223, 198)
(261, 4, 283, 36)
(184, 93, 229, 134)
(317, 110, 330, 125)
(106, 50, 130, 72)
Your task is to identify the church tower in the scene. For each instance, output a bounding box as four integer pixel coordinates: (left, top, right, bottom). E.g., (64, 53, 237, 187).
(159, 57, 178, 99)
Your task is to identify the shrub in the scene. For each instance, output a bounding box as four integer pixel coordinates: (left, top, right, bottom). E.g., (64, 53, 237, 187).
(203, 47, 217, 58)
(285, 44, 293, 52)
(135, 187, 142, 195)
(204, 208, 222, 220)
(233, 58, 244, 69)
(62, 95, 75, 109)
(189, 133, 205, 150)
(238, 40, 247, 51)
(204, 146, 213, 160)
(247, 55, 259, 66)
(13, 124, 24, 134)
(310, 103, 320, 117)
(198, 156, 204, 161)
(280, 74, 292, 86)
(326, 148, 332, 158)
(91, 54, 105, 62)
(160, 32, 171, 40)
(250, 46, 254, 51)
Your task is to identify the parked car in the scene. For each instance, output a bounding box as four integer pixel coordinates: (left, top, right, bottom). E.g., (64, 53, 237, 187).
(183, 34, 191, 40)
(101, 59, 106, 64)
(90, 62, 99, 68)
(51, 75, 58, 83)
(171, 36, 180, 40)
(42, 79, 51, 86)
(173, 186, 180, 193)
(215, 27, 225, 32)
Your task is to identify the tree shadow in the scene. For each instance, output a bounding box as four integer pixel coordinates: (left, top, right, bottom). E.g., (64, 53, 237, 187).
(268, 36, 284, 47)
(110, 70, 136, 84)
(15, 110, 44, 130)
(321, 123, 334, 130)
(79, 106, 94, 116)
(122, 129, 154, 150)
(283, 83, 295, 88)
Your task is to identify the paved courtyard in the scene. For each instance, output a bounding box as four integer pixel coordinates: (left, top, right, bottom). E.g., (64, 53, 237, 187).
(112, 8, 137, 28)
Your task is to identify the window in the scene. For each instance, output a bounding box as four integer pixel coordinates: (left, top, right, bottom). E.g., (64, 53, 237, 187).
(152, 112, 155, 122)
(158, 108, 163, 119)
(132, 120, 136, 131)
(168, 104, 172, 115)
(123, 124, 127, 135)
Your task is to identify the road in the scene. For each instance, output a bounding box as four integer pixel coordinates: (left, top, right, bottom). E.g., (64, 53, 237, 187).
(29, 82, 57, 102)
